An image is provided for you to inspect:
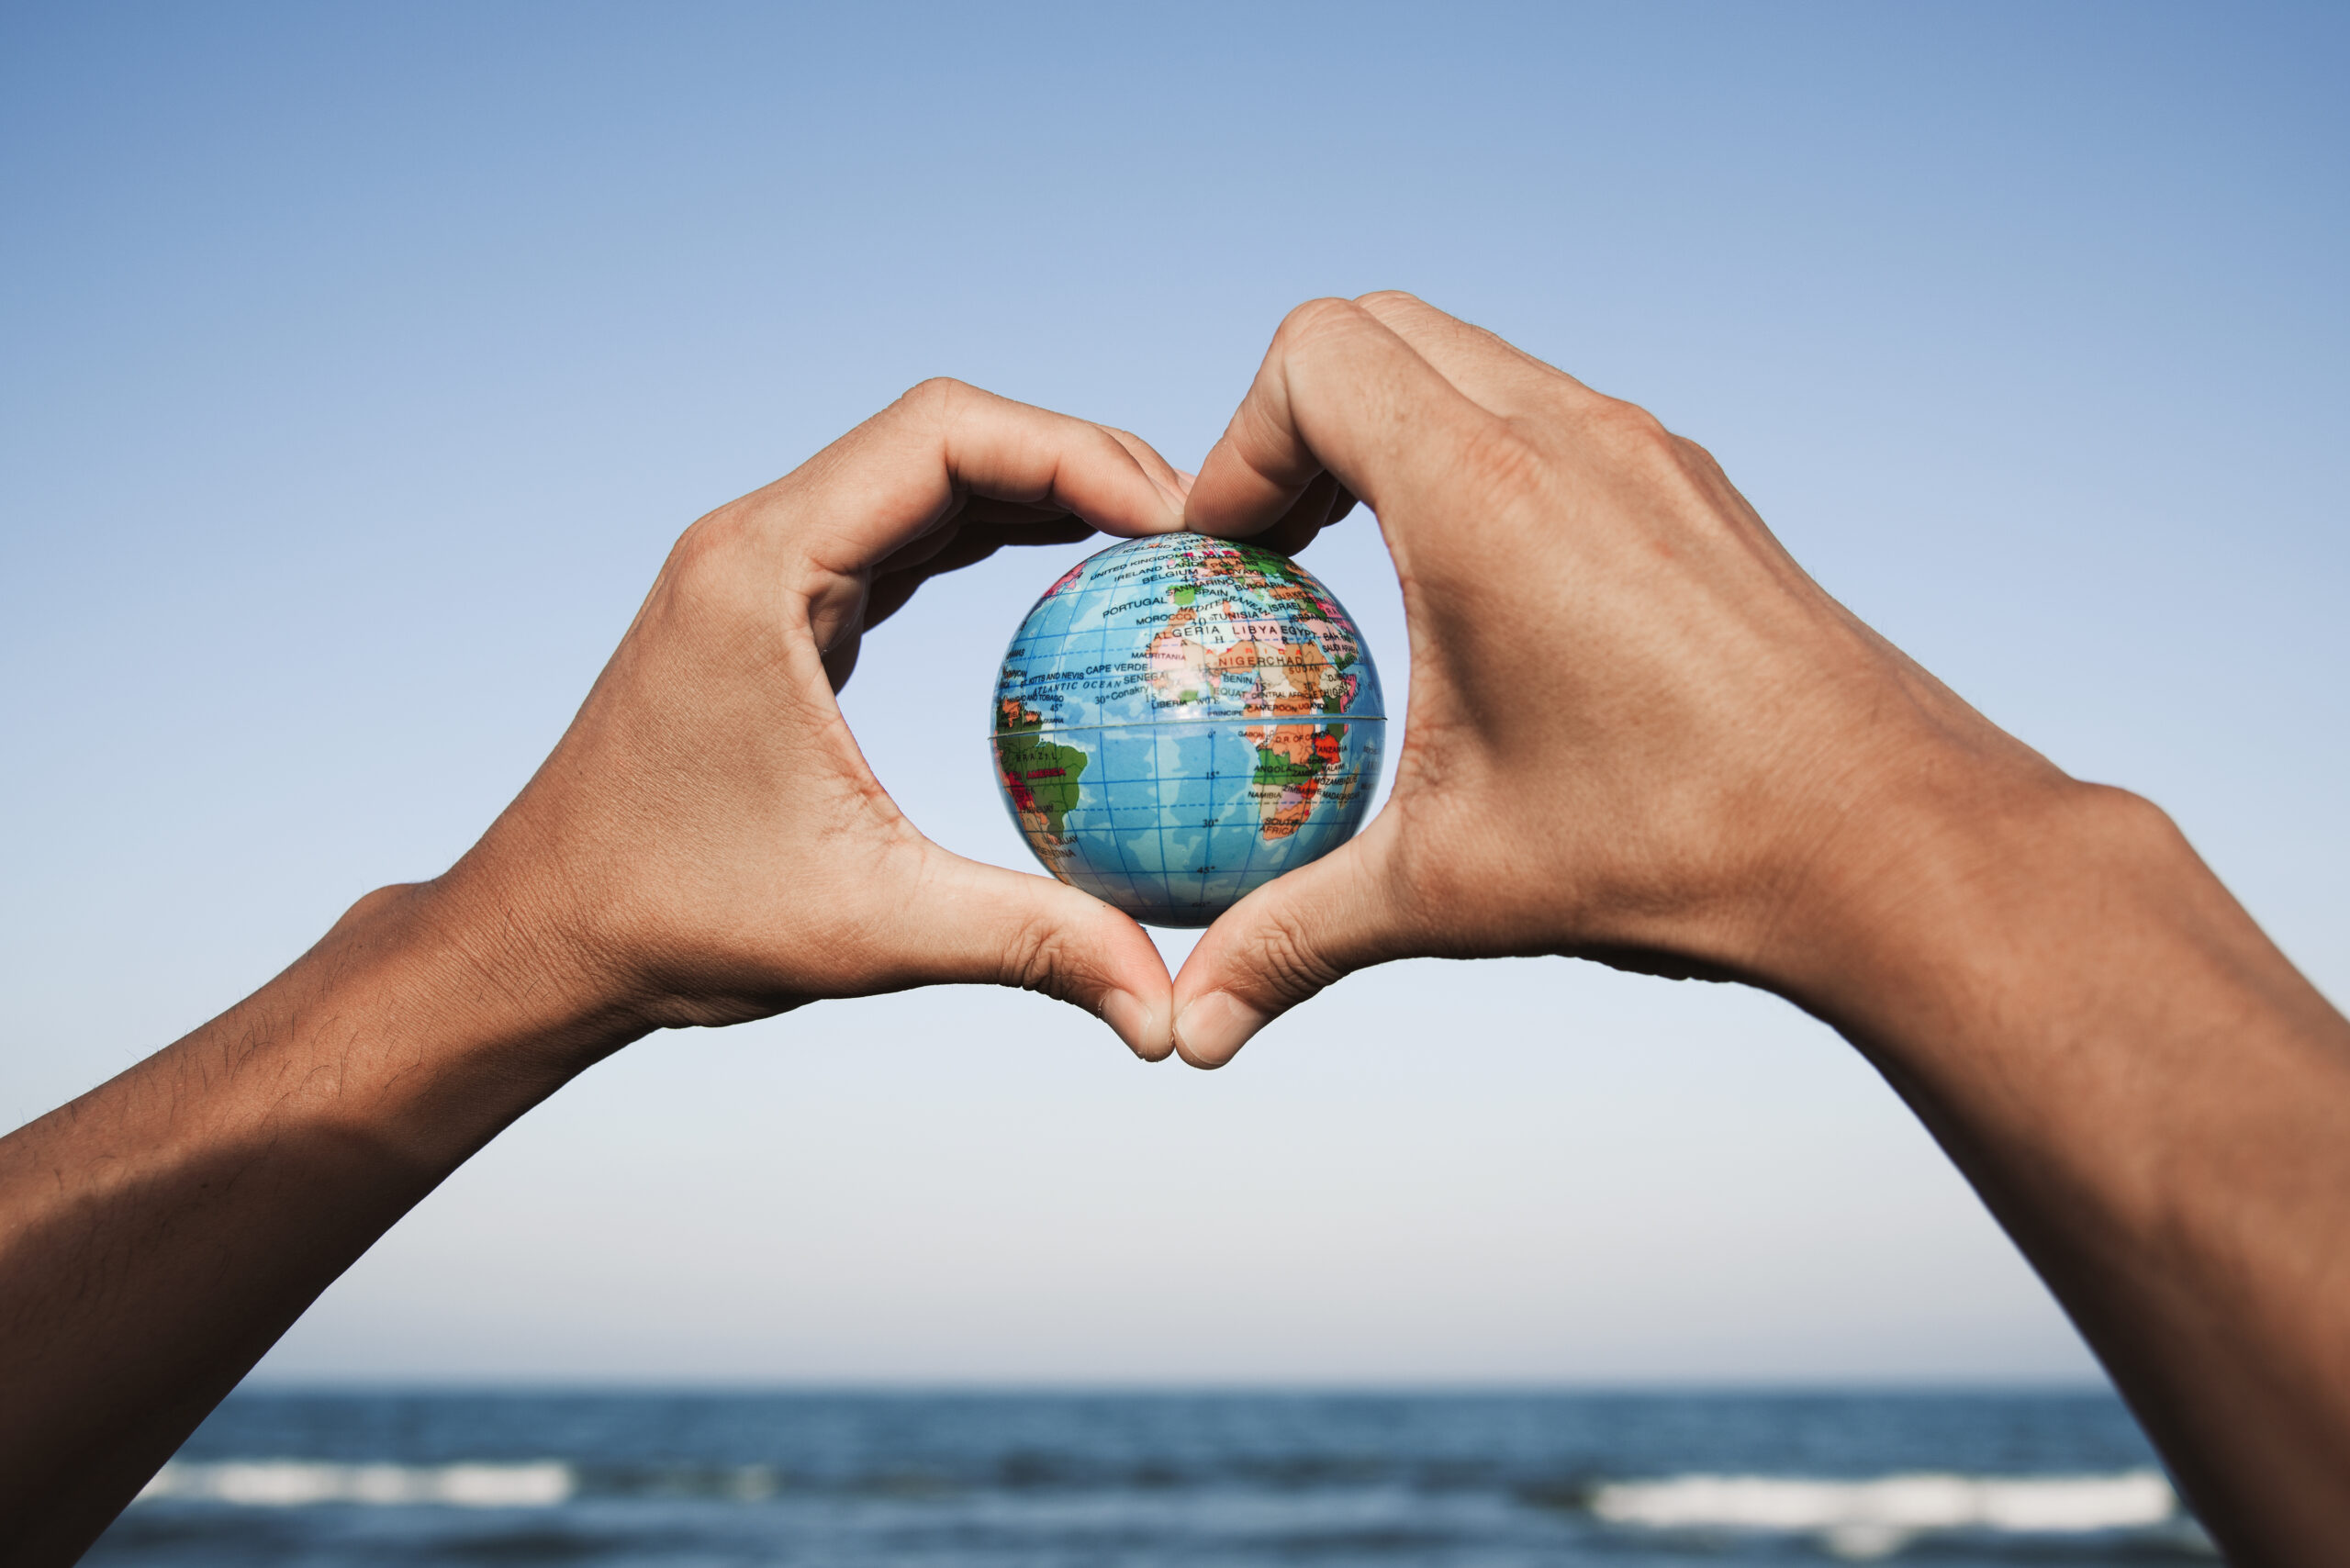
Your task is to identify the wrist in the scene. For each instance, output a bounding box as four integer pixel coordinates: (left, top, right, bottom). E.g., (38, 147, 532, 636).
(1754, 766, 2171, 1041)
(374, 871, 654, 1053)
(233, 877, 651, 1168)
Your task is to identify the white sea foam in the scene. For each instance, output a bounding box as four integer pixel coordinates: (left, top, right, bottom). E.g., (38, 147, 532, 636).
(1591, 1469, 2181, 1560)
(134, 1461, 574, 1507)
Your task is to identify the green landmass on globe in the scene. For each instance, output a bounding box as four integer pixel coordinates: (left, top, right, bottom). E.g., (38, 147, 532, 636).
(991, 701, 1089, 841)
(989, 532, 1385, 926)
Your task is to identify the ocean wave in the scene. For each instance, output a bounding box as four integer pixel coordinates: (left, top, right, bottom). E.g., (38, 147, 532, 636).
(1591, 1468, 2194, 1559)
(129, 1455, 2213, 1562)
(135, 1461, 574, 1508)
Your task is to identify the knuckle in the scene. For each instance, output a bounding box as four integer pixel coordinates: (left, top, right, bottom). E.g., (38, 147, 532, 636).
(1000, 906, 1085, 1002)
(894, 375, 971, 426)
(1095, 423, 1148, 463)
(1671, 433, 1719, 470)
(659, 509, 780, 625)
(1352, 288, 1427, 318)
(1248, 905, 1344, 1005)
(666, 510, 744, 583)
(1451, 420, 1551, 511)
(1585, 396, 1674, 454)
(1272, 296, 1371, 357)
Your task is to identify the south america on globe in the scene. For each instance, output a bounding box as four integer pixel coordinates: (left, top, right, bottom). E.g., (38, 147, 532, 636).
(990, 532, 1385, 926)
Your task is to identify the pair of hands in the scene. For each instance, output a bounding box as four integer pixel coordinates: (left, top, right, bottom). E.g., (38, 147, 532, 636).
(442, 291, 2056, 1070)
(12, 293, 2343, 1565)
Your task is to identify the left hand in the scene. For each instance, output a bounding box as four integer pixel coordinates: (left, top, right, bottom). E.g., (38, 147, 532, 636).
(436, 376, 1189, 1056)
(0, 381, 1192, 1564)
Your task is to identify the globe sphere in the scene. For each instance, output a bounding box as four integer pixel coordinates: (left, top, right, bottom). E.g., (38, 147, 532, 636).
(990, 532, 1386, 926)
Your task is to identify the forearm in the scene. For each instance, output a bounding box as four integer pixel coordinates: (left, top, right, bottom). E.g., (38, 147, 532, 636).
(1169, 293, 2350, 1553)
(0, 387, 1184, 1563)
(0, 879, 633, 1565)
(1792, 781, 2350, 1561)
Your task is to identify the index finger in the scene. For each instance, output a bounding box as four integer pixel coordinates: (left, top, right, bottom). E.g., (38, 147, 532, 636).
(1351, 291, 1591, 415)
(761, 378, 1190, 579)
(1182, 297, 1508, 543)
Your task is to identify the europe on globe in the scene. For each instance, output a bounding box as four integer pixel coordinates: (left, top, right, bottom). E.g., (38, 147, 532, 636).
(990, 532, 1385, 926)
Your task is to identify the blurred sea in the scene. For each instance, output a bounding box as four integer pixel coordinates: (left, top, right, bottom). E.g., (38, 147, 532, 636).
(100, 1390, 2210, 1566)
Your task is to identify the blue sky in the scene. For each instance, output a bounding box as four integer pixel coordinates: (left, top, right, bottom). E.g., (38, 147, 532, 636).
(3, 2, 2344, 1383)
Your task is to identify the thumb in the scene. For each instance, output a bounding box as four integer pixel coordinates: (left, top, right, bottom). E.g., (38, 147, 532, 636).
(901, 848, 1176, 1060)
(1169, 829, 1404, 1069)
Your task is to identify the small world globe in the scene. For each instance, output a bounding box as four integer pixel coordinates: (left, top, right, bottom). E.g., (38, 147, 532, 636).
(990, 532, 1385, 926)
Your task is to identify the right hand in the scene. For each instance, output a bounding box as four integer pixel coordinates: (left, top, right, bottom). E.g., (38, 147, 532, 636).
(1169, 292, 2073, 1066)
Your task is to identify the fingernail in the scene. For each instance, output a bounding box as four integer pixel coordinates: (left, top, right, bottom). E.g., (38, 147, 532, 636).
(1100, 990, 1170, 1061)
(1172, 991, 1270, 1069)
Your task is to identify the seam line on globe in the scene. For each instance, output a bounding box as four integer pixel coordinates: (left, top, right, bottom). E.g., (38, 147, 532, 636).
(983, 717, 1386, 737)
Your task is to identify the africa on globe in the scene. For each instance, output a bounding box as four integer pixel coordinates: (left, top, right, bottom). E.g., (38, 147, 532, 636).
(990, 532, 1385, 926)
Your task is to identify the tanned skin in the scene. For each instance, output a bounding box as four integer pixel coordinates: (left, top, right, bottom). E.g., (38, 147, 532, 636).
(4, 297, 2345, 1562)
(1168, 294, 2350, 1561)
(0, 382, 1191, 1564)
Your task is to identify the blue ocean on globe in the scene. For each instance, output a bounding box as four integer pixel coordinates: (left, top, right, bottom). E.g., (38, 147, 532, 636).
(990, 532, 1385, 926)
